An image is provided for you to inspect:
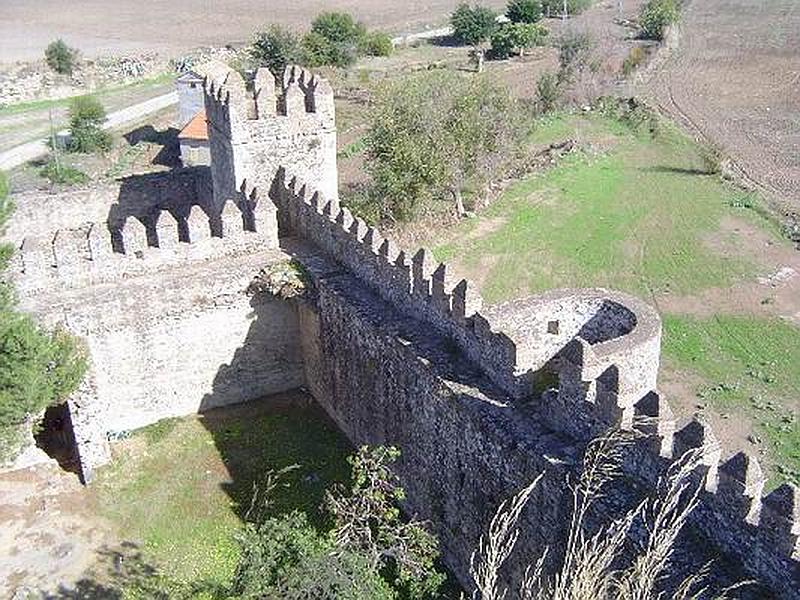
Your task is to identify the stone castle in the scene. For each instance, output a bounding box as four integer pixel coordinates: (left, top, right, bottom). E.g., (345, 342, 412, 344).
(4, 63, 799, 597)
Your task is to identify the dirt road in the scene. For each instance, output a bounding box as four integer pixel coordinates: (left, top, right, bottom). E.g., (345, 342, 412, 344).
(0, 91, 178, 170)
(0, 0, 506, 62)
(641, 0, 800, 209)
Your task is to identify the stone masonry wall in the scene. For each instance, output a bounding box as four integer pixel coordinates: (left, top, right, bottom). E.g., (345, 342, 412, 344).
(294, 251, 800, 598)
(18, 245, 305, 481)
(204, 64, 337, 215)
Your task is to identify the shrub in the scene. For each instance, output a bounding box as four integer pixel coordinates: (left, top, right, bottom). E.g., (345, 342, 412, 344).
(557, 29, 594, 83)
(541, 0, 592, 17)
(535, 71, 561, 113)
(39, 159, 89, 185)
(251, 25, 301, 77)
(621, 45, 646, 76)
(491, 22, 548, 58)
(451, 3, 498, 46)
(0, 174, 86, 462)
(699, 141, 725, 175)
(506, 0, 543, 23)
(230, 447, 444, 599)
(45, 39, 78, 75)
(300, 31, 357, 68)
(639, 0, 679, 40)
(595, 96, 661, 137)
(364, 31, 393, 57)
(311, 11, 367, 46)
(67, 95, 112, 153)
(364, 70, 525, 221)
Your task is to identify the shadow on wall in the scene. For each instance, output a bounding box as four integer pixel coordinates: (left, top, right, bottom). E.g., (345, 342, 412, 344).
(108, 166, 212, 227)
(105, 166, 215, 251)
(195, 292, 352, 523)
(123, 125, 181, 168)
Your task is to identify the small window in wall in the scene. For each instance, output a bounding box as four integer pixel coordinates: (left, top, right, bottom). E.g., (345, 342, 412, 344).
(547, 320, 560, 335)
(190, 82, 197, 88)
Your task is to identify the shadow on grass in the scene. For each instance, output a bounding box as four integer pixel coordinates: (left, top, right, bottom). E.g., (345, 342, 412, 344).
(198, 390, 353, 528)
(641, 165, 711, 176)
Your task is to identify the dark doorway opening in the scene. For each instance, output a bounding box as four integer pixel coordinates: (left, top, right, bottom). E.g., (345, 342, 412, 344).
(34, 402, 81, 476)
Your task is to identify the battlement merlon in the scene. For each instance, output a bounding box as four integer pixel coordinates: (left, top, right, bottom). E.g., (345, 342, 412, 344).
(203, 63, 338, 211)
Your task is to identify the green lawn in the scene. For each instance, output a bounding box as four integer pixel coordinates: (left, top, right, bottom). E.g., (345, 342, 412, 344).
(435, 113, 763, 302)
(430, 111, 800, 485)
(663, 315, 800, 485)
(91, 398, 352, 593)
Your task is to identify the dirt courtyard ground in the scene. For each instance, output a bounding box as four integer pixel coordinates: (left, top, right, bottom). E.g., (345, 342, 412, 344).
(641, 0, 800, 213)
(0, 0, 506, 63)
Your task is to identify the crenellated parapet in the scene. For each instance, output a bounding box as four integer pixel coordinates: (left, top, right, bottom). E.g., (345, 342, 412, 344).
(267, 167, 800, 595)
(203, 63, 338, 215)
(11, 199, 277, 292)
(268, 168, 660, 404)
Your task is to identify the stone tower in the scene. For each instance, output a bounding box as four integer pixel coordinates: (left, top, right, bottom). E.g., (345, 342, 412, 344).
(204, 62, 338, 241)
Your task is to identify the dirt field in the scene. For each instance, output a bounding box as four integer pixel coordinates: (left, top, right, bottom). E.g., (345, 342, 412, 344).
(641, 0, 800, 211)
(0, 0, 507, 63)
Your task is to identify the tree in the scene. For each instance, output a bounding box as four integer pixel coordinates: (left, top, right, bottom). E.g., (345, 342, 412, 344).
(557, 29, 594, 82)
(364, 70, 524, 221)
(230, 447, 444, 599)
(639, 0, 679, 40)
(301, 11, 368, 68)
(311, 11, 367, 46)
(506, 0, 543, 24)
(451, 3, 497, 70)
(491, 23, 548, 58)
(67, 96, 112, 153)
(541, 0, 592, 18)
(0, 171, 86, 463)
(251, 25, 301, 77)
(45, 39, 78, 75)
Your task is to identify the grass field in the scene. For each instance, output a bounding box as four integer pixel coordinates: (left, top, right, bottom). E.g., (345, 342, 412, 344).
(90, 396, 351, 594)
(429, 111, 800, 486)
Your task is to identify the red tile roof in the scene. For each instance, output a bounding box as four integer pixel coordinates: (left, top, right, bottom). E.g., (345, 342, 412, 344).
(178, 110, 208, 141)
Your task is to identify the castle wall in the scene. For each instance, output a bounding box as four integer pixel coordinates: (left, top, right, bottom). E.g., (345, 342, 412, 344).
(3, 167, 213, 241)
(296, 262, 799, 598)
(18, 246, 306, 480)
(83, 291, 304, 435)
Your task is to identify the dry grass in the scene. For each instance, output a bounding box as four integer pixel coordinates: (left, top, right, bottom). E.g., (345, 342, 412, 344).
(468, 425, 747, 600)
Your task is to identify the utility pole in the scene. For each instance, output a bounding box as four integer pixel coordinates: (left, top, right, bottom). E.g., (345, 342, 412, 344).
(49, 108, 61, 174)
